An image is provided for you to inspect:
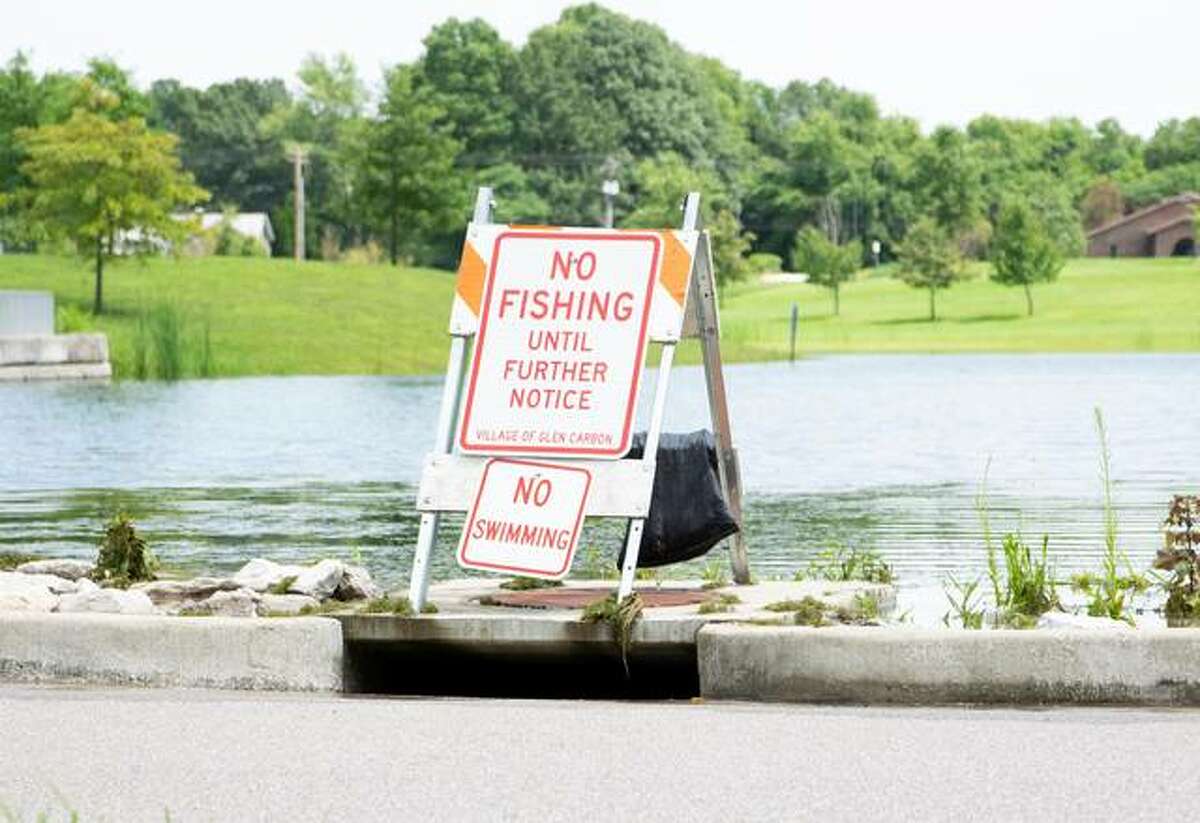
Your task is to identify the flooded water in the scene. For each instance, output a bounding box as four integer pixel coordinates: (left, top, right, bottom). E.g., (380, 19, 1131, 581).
(2, 354, 1197, 604)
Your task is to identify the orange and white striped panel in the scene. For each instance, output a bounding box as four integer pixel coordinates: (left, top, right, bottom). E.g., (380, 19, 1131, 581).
(448, 224, 699, 340)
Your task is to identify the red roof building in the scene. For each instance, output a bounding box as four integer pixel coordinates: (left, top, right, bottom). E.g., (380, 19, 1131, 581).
(1086, 193, 1198, 257)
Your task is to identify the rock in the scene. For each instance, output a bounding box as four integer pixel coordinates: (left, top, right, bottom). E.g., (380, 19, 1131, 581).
(55, 586, 157, 616)
(258, 593, 320, 616)
(132, 577, 240, 610)
(15, 558, 94, 580)
(180, 588, 260, 618)
(1036, 612, 1132, 631)
(9, 572, 79, 595)
(0, 572, 59, 612)
(232, 558, 306, 592)
(288, 559, 345, 600)
(334, 565, 383, 601)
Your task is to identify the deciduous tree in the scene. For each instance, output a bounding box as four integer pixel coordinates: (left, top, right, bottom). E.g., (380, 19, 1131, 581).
(791, 226, 860, 316)
(989, 199, 1064, 316)
(15, 109, 206, 313)
(359, 66, 462, 265)
(896, 217, 968, 321)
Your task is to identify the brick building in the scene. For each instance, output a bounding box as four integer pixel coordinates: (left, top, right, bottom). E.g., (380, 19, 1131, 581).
(1086, 193, 1199, 257)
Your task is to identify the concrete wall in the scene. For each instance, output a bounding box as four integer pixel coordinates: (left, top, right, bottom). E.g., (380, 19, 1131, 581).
(0, 333, 108, 367)
(0, 291, 54, 335)
(0, 614, 344, 691)
(698, 625, 1200, 705)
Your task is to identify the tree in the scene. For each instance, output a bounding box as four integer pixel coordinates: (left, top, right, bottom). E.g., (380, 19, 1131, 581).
(415, 18, 518, 165)
(912, 126, 983, 235)
(989, 200, 1064, 316)
(148, 77, 291, 218)
(791, 225, 860, 316)
(15, 109, 206, 313)
(264, 53, 369, 257)
(359, 66, 462, 265)
(1080, 178, 1125, 229)
(896, 217, 968, 321)
(622, 152, 752, 285)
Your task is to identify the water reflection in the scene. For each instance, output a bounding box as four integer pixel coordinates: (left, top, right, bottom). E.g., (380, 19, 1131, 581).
(1, 355, 1197, 588)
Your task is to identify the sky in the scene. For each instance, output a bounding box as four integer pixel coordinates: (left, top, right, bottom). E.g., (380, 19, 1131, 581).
(3, 0, 1196, 136)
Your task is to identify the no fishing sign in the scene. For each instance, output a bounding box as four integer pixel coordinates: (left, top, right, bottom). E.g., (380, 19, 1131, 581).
(457, 458, 592, 579)
(455, 230, 666, 459)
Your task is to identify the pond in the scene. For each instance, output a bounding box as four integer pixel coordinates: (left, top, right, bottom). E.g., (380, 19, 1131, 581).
(2, 354, 1197, 609)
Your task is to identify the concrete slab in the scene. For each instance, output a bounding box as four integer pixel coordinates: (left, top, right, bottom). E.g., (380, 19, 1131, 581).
(338, 577, 895, 654)
(698, 624, 1200, 705)
(0, 362, 112, 381)
(0, 333, 109, 366)
(0, 613, 343, 692)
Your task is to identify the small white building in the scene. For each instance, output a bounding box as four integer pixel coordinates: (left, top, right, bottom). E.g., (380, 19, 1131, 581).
(190, 212, 275, 256)
(116, 212, 275, 257)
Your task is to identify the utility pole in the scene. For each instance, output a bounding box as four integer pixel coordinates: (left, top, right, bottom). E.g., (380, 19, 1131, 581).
(289, 145, 307, 262)
(601, 179, 619, 229)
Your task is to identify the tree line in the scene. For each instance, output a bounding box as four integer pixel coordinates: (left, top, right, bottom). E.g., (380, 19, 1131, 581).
(1, 4, 1198, 297)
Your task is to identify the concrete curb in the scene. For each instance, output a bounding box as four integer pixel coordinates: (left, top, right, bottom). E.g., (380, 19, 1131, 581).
(0, 614, 344, 692)
(697, 625, 1200, 705)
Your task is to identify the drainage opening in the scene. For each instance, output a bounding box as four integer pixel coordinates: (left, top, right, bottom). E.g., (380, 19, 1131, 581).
(344, 641, 699, 700)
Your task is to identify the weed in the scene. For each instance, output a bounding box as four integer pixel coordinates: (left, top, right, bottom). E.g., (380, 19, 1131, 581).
(634, 568, 661, 584)
(421, 601, 439, 614)
(0, 551, 39, 571)
(1072, 408, 1142, 623)
(993, 533, 1058, 625)
(942, 574, 985, 629)
(701, 559, 729, 589)
(298, 600, 354, 616)
(1154, 495, 1200, 622)
(838, 591, 881, 623)
(792, 597, 828, 627)
(499, 577, 563, 591)
(360, 595, 414, 616)
(92, 513, 157, 586)
(976, 458, 1002, 606)
(56, 303, 91, 333)
(581, 592, 644, 676)
(268, 575, 297, 595)
(763, 595, 829, 626)
(697, 592, 741, 614)
(797, 544, 893, 584)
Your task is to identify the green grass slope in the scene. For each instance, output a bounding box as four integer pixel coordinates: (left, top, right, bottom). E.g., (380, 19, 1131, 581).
(0, 254, 455, 376)
(0, 254, 1196, 378)
(701, 256, 1200, 362)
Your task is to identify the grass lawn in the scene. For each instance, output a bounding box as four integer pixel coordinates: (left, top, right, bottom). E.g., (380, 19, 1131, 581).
(0, 254, 455, 377)
(699, 256, 1200, 363)
(0, 253, 1196, 378)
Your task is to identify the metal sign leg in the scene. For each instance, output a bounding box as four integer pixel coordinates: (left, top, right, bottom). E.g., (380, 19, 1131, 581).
(617, 341, 676, 600)
(408, 331, 471, 611)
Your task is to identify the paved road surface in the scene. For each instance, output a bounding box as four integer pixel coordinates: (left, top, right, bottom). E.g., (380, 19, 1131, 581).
(2, 685, 1196, 822)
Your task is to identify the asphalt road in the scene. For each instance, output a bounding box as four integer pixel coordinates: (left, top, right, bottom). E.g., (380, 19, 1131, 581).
(2, 685, 1196, 822)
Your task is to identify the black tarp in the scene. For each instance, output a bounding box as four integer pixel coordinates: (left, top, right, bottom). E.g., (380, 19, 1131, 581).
(617, 430, 740, 569)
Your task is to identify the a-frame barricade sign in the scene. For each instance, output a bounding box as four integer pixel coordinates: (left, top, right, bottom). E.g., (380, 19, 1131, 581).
(407, 187, 749, 610)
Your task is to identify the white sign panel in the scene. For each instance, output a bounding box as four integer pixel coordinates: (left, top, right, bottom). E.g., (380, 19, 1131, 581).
(458, 231, 661, 459)
(457, 458, 592, 579)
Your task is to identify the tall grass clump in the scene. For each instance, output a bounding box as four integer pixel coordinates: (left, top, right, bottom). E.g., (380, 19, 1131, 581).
(1071, 408, 1146, 623)
(973, 459, 1058, 627)
(121, 303, 218, 380)
(149, 303, 186, 380)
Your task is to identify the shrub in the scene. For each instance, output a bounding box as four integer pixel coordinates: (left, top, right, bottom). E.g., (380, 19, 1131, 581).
(1155, 496, 1200, 621)
(93, 513, 158, 586)
(796, 544, 894, 584)
(56, 304, 91, 333)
